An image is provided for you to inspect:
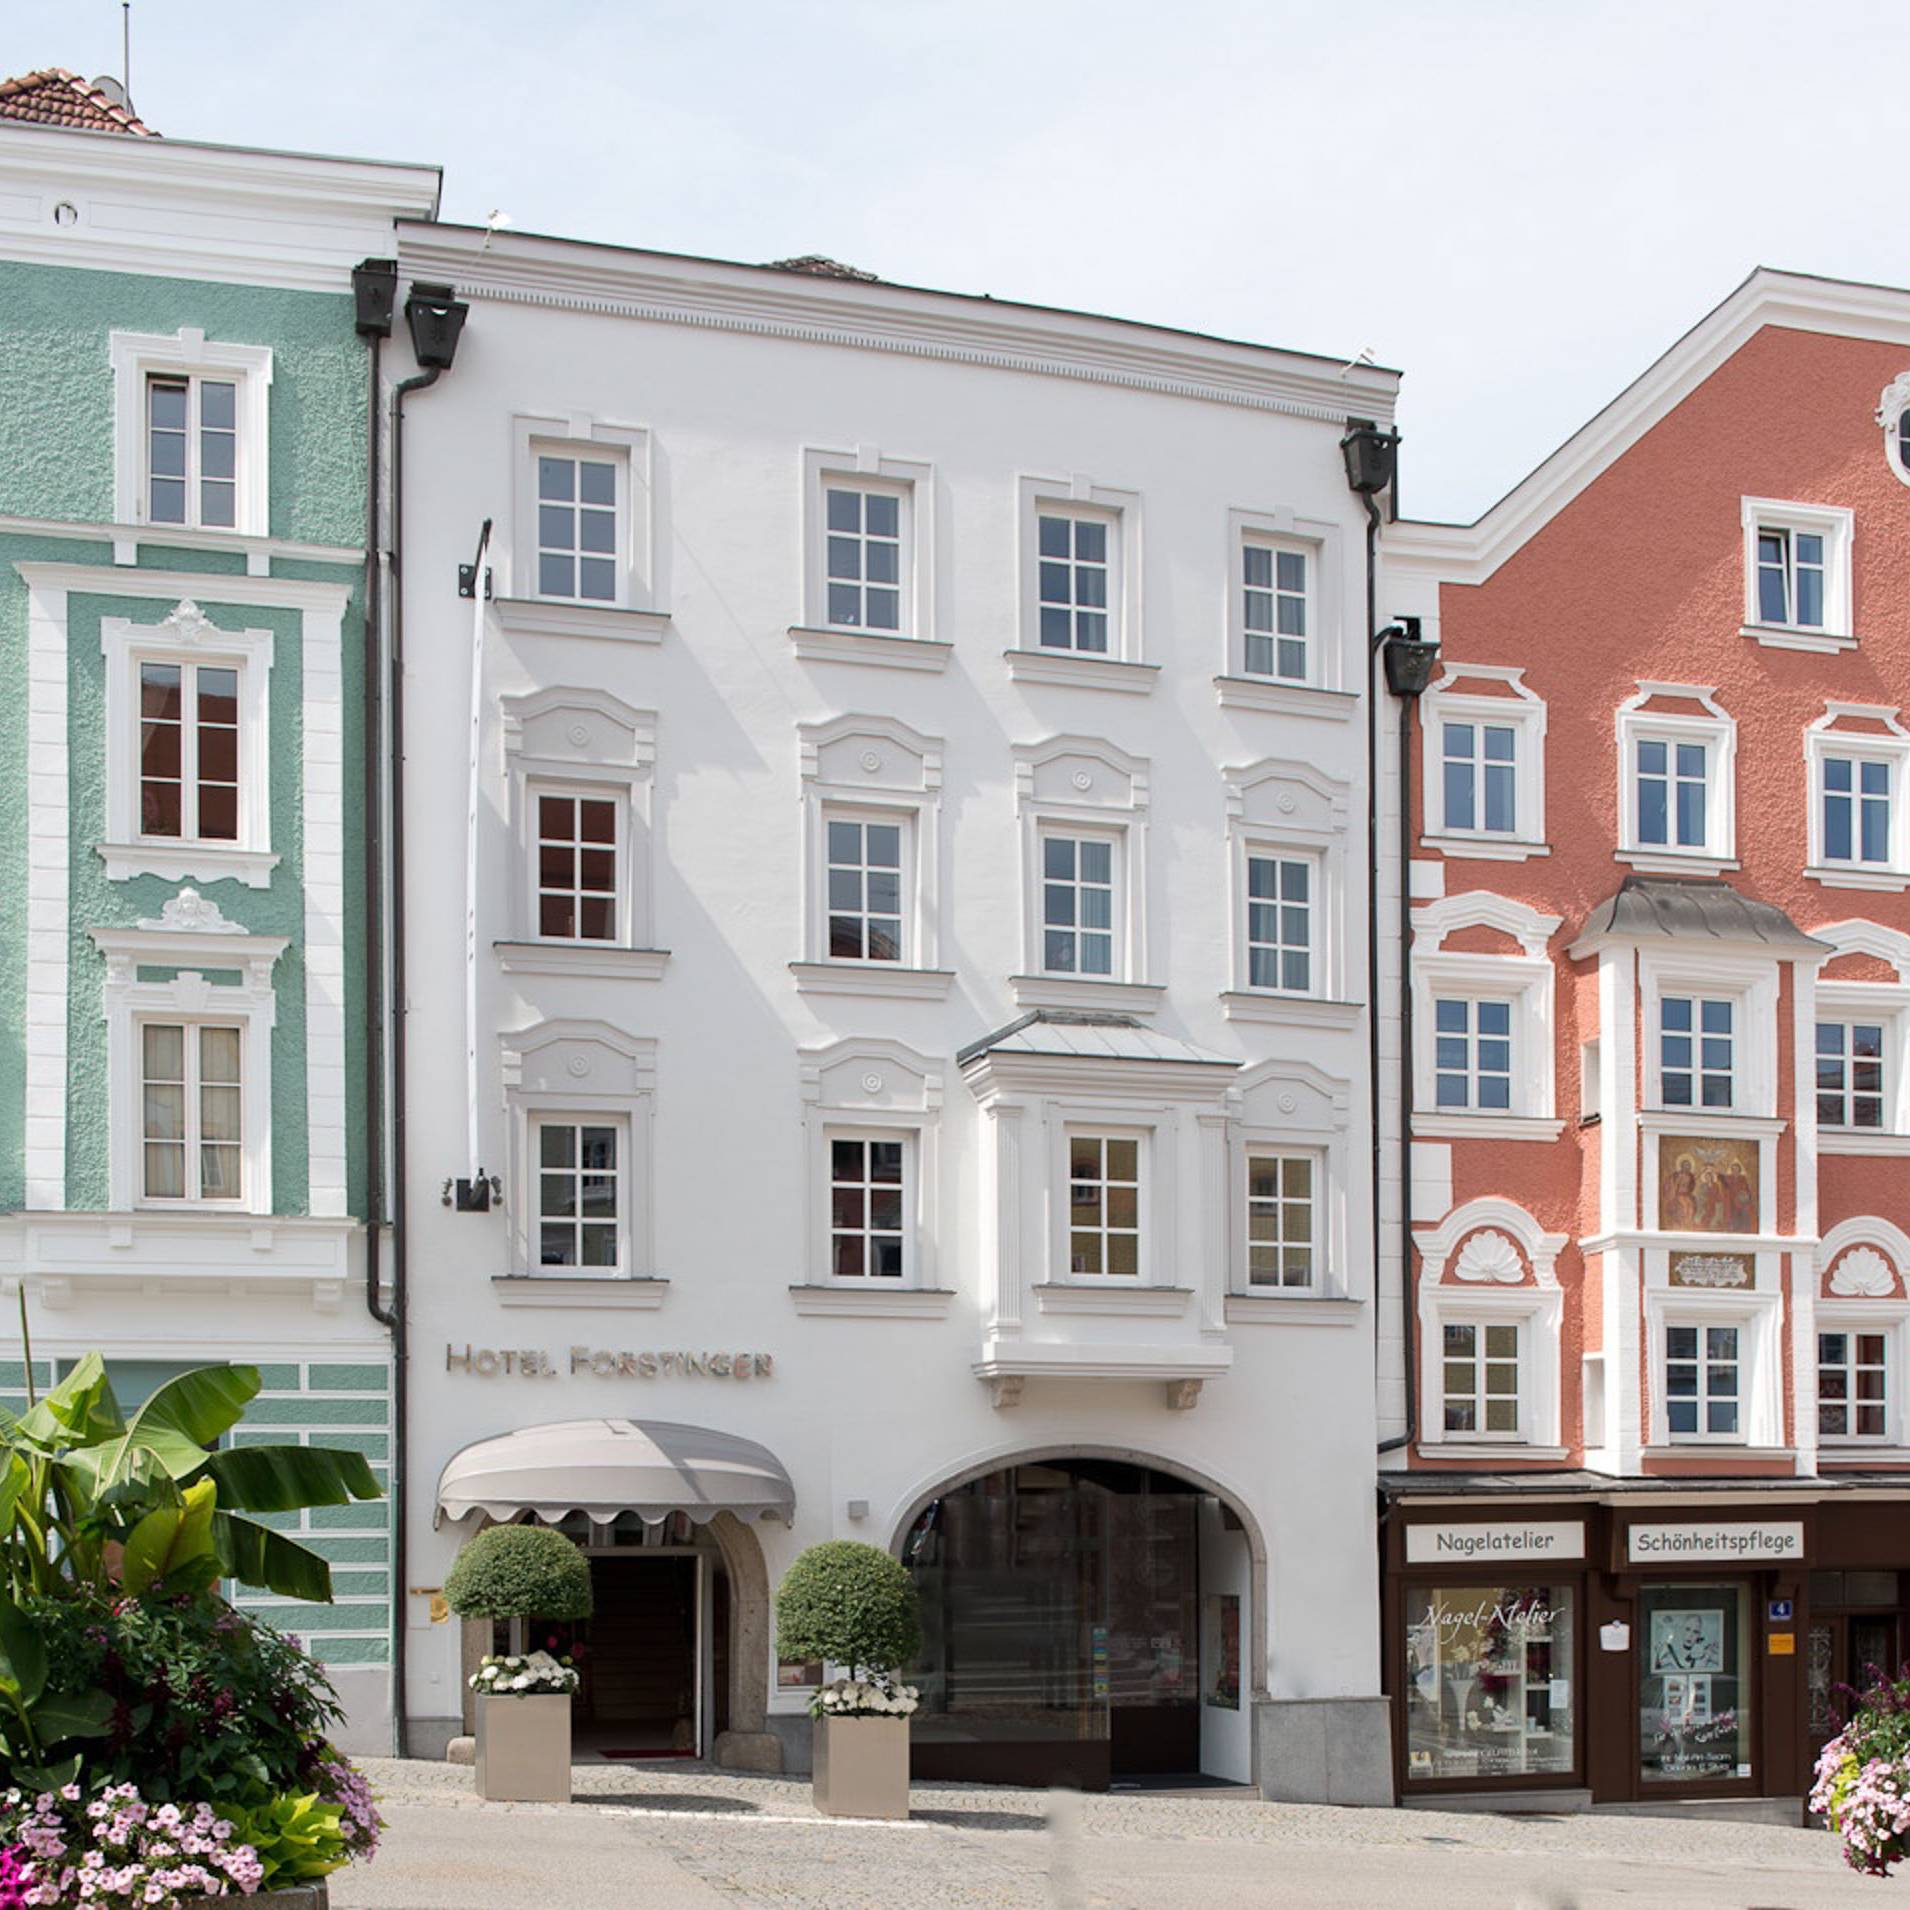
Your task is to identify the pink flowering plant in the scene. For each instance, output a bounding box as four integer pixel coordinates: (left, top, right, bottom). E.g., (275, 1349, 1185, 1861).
(1811, 1661, 1910, 1875)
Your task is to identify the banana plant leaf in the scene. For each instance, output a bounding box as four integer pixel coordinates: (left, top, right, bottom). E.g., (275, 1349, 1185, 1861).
(212, 1512, 336, 1604)
(0, 1599, 47, 1708)
(12, 1353, 124, 1451)
(34, 1690, 113, 1742)
(72, 1365, 262, 1492)
(197, 1444, 380, 1511)
(121, 1478, 219, 1596)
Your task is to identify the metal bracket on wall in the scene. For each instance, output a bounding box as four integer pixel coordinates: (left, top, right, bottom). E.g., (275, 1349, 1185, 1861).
(456, 516, 494, 600)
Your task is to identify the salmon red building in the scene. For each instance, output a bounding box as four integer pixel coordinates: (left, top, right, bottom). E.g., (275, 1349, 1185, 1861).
(1378, 270, 1910, 1817)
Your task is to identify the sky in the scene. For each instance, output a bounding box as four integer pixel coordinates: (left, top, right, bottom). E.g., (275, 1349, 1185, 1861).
(14, 0, 1910, 522)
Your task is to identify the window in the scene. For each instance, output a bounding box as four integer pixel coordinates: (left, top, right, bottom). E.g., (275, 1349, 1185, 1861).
(1665, 1324, 1740, 1438)
(138, 660, 238, 842)
(827, 816, 905, 962)
(1442, 1321, 1521, 1437)
(1880, 373, 1910, 487)
(1042, 834, 1117, 977)
(536, 452, 619, 603)
(1245, 853, 1312, 992)
(1740, 499, 1854, 648)
(1755, 525, 1825, 629)
(1636, 738, 1709, 849)
(1819, 1330, 1889, 1440)
(1037, 513, 1113, 653)
(1818, 1021, 1886, 1129)
(533, 1119, 622, 1269)
(829, 1136, 906, 1279)
(139, 1021, 242, 1203)
(824, 487, 903, 632)
(1637, 1583, 1752, 1783)
(1660, 996, 1734, 1109)
(1807, 708, 1910, 886)
(1616, 685, 1736, 869)
(1067, 1135, 1140, 1277)
(1242, 542, 1308, 680)
(1442, 721, 1517, 835)
(1245, 1153, 1314, 1288)
(146, 374, 237, 529)
(1433, 998, 1512, 1111)
(535, 793, 619, 942)
(1822, 757, 1893, 867)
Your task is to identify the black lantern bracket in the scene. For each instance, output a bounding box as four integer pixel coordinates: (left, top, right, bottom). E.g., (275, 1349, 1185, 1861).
(457, 517, 493, 601)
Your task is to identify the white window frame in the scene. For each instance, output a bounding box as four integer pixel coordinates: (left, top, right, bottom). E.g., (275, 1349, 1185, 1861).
(1241, 848, 1319, 996)
(1419, 665, 1549, 861)
(528, 784, 626, 947)
(1638, 949, 1778, 1119)
(1655, 989, 1739, 1113)
(1642, 1284, 1784, 1450)
(1662, 1316, 1747, 1443)
(1410, 892, 1563, 1141)
(498, 688, 658, 978)
(1437, 1316, 1526, 1442)
(1814, 1014, 1891, 1135)
(109, 329, 272, 537)
(1806, 705, 1910, 892)
(1240, 1146, 1322, 1291)
(1227, 1058, 1355, 1307)
(1234, 524, 1318, 686)
(1054, 1124, 1150, 1285)
(134, 1016, 247, 1208)
(820, 807, 912, 967)
(1036, 827, 1124, 981)
(1813, 922, 1910, 1154)
(1740, 497, 1855, 652)
(796, 448, 935, 651)
(797, 1040, 943, 1303)
(507, 414, 653, 613)
(1013, 475, 1144, 675)
(100, 605, 275, 887)
(1615, 683, 1738, 873)
(822, 1127, 915, 1285)
(794, 717, 946, 997)
(90, 891, 287, 1217)
(500, 1021, 657, 1283)
(1815, 1313, 1897, 1446)
(527, 1111, 631, 1275)
(1878, 371, 1910, 489)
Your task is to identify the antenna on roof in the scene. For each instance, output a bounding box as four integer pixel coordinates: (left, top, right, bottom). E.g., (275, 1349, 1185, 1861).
(481, 209, 512, 252)
(1339, 345, 1377, 378)
(122, 2, 131, 102)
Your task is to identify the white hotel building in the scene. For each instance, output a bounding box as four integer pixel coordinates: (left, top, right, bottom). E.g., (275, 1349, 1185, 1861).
(391, 226, 1398, 1797)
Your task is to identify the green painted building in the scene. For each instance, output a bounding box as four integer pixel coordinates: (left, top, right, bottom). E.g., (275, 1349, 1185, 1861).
(0, 77, 439, 1750)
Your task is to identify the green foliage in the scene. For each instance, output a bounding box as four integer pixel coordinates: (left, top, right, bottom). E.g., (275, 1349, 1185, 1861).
(230, 1789, 352, 1884)
(444, 1523, 594, 1622)
(774, 1540, 921, 1675)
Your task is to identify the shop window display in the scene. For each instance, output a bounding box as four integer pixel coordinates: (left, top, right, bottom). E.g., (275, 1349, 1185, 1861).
(1403, 1584, 1575, 1783)
(1637, 1582, 1752, 1784)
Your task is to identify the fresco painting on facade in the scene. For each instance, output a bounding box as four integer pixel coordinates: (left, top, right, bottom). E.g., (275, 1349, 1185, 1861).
(1657, 1136, 1758, 1234)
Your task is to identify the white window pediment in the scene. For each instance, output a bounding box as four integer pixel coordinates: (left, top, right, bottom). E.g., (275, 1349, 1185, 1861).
(1222, 758, 1351, 1011)
(1813, 922, 1910, 1149)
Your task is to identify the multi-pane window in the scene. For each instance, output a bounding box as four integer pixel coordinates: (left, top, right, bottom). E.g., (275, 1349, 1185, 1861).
(1661, 996, 1734, 1109)
(829, 1136, 905, 1280)
(536, 794, 618, 941)
(1666, 1324, 1740, 1437)
(1433, 998, 1512, 1111)
(1245, 854, 1311, 992)
(1442, 722, 1517, 834)
(1036, 514, 1111, 653)
(1819, 1330, 1889, 1440)
(825, 488, 903, 632)
(1756, 525, 1825, 628)
(1442, 1322, 1520, 1437)
(1067, 1135, 1140, 1277)
(1042, 835, 1115, 976)
(536, 453, 618, 602)
(1246, 1153, 1314, 1288)
(1242, 543, 1307, 680)
(1816, 1021, 1886, 1129)
(1636, 737, 1709, 848)
(139, 661, 238, 841)
(1823, 757, 1891, 865)
(826, 817, 904, 962)
(535, 1120, 620, 1269)
(140, 1022, 241, 1202)
(146, 374, 236, 528)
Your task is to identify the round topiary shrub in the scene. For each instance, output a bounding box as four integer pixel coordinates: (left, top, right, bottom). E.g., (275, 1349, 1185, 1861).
(444, 1522, 594, 1623)
(774, 1539, 921, 1675)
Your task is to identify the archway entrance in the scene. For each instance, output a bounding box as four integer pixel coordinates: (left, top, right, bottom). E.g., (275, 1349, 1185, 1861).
(898, 1458, 1255, 1789)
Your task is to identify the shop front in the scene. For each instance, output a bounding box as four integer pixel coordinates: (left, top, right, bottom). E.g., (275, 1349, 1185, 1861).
(1380, 1483, 1910, 1817)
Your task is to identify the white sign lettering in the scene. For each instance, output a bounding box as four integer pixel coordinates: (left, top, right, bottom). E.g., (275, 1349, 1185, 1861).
(1626, 1521, 1804, 1563)
(1405, 1520, 1586, 1564)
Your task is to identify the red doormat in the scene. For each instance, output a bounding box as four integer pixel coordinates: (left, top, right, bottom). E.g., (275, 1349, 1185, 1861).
(595, 1747, 699, 1761)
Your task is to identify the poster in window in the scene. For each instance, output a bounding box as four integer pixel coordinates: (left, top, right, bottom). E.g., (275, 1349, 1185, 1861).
(1649, 1609, 1725, 1673)
(1657, 1136, 1758, 1235)
(1204, 1594, 1240, 1710)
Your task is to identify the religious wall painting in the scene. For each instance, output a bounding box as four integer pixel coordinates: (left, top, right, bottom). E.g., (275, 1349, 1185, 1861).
(1657, 1136, 1758, 1236)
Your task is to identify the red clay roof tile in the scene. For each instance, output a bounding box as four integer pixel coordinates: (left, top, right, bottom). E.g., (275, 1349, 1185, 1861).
(0, 67, 157, 136)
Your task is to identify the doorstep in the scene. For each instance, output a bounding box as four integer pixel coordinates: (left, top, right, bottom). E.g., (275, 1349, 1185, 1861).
(1402, 1788, 1592, 1815)
(1592, 1795, 1805, 1828)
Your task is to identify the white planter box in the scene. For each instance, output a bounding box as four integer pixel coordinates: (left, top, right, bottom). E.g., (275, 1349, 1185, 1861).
(813, 1714, 910, 1819)
(475, 1690, 573, 1802)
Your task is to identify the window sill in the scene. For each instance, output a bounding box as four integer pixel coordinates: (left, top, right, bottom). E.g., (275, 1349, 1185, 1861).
(1413, 1115, 1567, 1142)
(492, 597, 670, 643)
(1032, 1283, 1194, 1316)
(1419, 834, 1552, 863)
(1417, 1442, 1570, 1463)
(789, 626, 952, 673)
(1005, 649, 1159, 694)
(1820, 1446, 1910, 1464)
(1223, 1294, 1361, 1326)
(1219, 991, 1363, 1030)
(789, 961, 955, 1000)
(1614, 848, 1739, 877)
(1651, 1442, 1796, 1460)
(492, 1274, 669, 1309)
(1010, 974, 1164, 1014)
(97, 841, 279, 889)
(787, 1285, 955, 1318)
(1819, 1129, 1910, 1156)
(1805, 864, 1910, 893)
(1213, 676, 1357, 721)
(495, 941, 670, 979)
(1636, 1109, 1786, 1138)
(1741, 621, 1856, 655)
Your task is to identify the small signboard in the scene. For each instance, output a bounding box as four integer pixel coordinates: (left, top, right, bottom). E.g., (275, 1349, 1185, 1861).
(1769, 1598, 1794, 1621)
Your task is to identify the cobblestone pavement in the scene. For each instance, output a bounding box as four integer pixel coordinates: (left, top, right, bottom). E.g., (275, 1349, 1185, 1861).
(330, 1756, 1904, 1908)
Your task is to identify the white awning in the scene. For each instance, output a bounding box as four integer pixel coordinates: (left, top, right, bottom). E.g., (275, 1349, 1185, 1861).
(435, 1418, 796, 1528)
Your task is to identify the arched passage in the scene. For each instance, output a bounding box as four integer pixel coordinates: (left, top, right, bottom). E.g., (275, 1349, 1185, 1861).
(887, 1447, 1268, 1789)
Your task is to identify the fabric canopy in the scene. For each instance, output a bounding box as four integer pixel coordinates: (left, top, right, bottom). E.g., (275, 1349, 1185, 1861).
(435, 1418, 796, 1528)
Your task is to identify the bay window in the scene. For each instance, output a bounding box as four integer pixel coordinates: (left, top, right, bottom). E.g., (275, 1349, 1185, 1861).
(1067, 1135, 1141, 1278)
(1665, 1323, 1740, 1439)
